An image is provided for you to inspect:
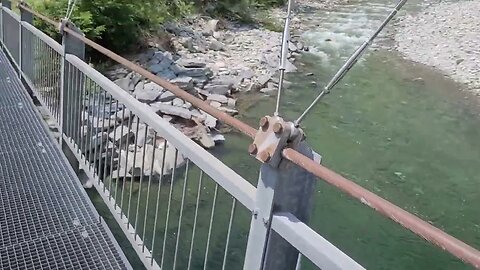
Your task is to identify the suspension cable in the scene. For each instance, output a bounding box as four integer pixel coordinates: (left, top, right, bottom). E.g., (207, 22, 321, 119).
(274, 0, 295, 116)
(64, 0, 76, 21)
(294, 0, 408, 126)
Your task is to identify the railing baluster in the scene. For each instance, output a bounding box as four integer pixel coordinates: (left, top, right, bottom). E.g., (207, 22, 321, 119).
(93, 83, 102, 175)
(108, 100, 120, 201)
(120, 111, 133, 213)
(203, 183, 219, 270)
(187, 170, 204, 270)
(114, 108, 126, 209)
(151, 139, 167, 265)
(97, 89, 108, 182)
(173, 159, 190, 269)
(160, 148, 179, 268)
(102, 93, 114, 191)
(222, 198, 237, 270)
(134, 125, 149, 240)
(127, 118, 140, 226)
(79, 76, 87, 158)
(76, 71, 85, 152)
(143, 131, 159, 253)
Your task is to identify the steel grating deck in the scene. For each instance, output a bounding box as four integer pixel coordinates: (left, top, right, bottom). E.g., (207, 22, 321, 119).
(0, 49, 131, 269)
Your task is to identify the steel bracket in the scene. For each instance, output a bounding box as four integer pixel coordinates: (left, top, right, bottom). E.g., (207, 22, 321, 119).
(249, 115, 304, 168)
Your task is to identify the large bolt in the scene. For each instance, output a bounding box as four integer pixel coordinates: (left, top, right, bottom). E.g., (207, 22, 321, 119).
(259, 117, 269, 129)
(273, 123, 283, 134)
(258, 151, 271, 163)
(248, 144, 258, 155)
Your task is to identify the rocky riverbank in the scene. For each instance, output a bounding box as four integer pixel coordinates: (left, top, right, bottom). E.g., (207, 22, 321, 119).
(104, 0, 336, 150)
(395, 0, 480, 94)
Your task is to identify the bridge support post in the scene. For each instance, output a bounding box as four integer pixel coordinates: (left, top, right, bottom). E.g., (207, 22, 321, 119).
(244, 136, 318, 270)
(60, 21, 85, 183)
(20, 3, 33, 78)
(1, 0, 12, 44)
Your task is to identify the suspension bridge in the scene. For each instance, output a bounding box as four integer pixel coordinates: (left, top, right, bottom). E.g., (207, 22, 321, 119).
(0, 0, 479, 269)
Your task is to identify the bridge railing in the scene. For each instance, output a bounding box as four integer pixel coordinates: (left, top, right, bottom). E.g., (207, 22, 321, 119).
(1, 2, 19, 65)
(0, 2, 365, 270)
(2, 1, 480, 270)
(63, 53, 258, 269)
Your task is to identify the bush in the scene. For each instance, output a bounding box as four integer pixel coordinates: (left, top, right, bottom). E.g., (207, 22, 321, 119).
(27, 0, 284, 53)
(28, 0, 192, 53)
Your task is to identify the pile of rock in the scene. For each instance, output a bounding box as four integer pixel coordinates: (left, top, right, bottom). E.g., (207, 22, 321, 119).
(162, 17, 309, 93)
(104, 14, 311, 147)
(98, 14, 311, 174)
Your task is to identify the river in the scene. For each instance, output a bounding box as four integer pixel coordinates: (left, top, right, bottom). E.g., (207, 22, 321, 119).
(219, 0, 480, 269)
(90, 0, 480, 269)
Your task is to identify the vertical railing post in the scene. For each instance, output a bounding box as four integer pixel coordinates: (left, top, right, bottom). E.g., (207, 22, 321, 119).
(1, 0, 12, 45)
(19, 2, 33, 77)
(60, 21, 85, 177)
(244, 142, 318, 270)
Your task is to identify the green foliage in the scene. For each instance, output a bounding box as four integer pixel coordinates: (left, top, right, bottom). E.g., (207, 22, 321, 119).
(27, 0, 283, 53)
(28, 0, 192, 52)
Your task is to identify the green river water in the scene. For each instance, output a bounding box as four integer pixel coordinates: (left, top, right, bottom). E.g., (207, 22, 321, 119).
(90, 0, 480, 269)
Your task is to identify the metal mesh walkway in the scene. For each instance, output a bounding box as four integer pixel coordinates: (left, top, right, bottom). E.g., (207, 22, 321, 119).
(0, 49, 131, 269)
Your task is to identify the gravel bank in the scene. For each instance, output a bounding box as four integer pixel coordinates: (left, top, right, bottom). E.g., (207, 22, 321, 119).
(395, 0, 480, 94)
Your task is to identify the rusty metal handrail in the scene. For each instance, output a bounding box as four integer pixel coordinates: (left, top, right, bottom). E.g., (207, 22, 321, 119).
(283, 148, 480, 268)
(18, 3, 480, 269)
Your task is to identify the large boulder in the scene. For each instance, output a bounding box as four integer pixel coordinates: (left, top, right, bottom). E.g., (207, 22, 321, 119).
(170, 76, 194, 91)
(177, 67, 212, 78)
(176, 58, 206, 68)
(205, 19, 220, 36)
(133, 82, 163, 103)
(151, 103, 193, 119)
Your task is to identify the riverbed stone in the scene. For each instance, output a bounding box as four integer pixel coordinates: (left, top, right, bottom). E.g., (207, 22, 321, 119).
(114, 77, 131, 91)
(158, 91, 176, 102)
(176, 58, 206, 68)
(207, 94, 228, 104)
(177, 67, 212, 78)
(203, 84, 230, 95)
(109, 125, 134, 143)
(157, 69, 177, 80)
(133, 86, 162, 103)
(151, 103, 192, 119)
(170, 76, 194, 91)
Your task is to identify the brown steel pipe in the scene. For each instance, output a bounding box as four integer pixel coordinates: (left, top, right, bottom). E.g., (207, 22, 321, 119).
(283, 147, 480, 269)
(18, 4, 257, 139)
